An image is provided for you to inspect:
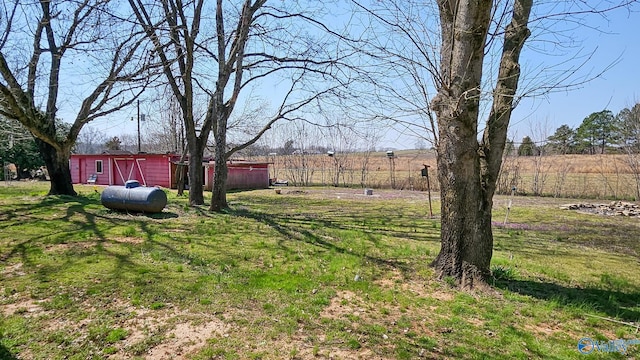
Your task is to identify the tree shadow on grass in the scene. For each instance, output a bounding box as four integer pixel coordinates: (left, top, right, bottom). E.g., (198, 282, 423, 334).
(0, 195, 93, 230)
(1, 195, 107, 262)
(0, 344, 18, 360)
(231, 207, 412, 273)
(495, 279, 640, 324)
(230, 197, 441, 244)
(102, 209, 179, 219)
(0, 193, 176, 276)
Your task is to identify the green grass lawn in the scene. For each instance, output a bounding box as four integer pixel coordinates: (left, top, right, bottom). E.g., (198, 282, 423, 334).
(1, 183, 639, 359)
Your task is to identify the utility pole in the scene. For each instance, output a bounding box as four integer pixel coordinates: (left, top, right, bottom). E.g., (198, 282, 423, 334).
(137, 100, 141, 153)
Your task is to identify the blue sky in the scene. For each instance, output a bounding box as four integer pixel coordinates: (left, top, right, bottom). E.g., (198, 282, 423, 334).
(376, 3, 640, 149)
(508, 7, 639, 143)
(85, 2, 639, 150)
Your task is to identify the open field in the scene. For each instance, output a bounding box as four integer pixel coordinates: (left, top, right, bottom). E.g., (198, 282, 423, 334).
(1, 182, 640, 359)
(256, 152, 640, 199)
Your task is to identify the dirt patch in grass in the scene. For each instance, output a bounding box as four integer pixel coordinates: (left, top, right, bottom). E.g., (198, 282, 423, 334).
(467, 317, 486, 328)
(1, 262, 25, 277)
(111, 236, 145, 244)
(307, 346, 383, 360)
(0, 297, 42, 316)
(43, 241, 96, 253)
(37, 236, 144, 254)
(275, 187, 438, 202)
(375, 269, 454, 302)
(402, 281, 454, 302)
(0, 292, 231, 359)
(320, 290, 368, 321)
(523, 322, 562, 336)
(276, 324, 390, 360)
(75, 300, 230, 359)
(143, 316, 229, 359)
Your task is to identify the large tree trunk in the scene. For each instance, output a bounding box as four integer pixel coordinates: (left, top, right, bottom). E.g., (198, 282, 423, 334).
(187, 138, 205, 205)
(431, 0, 532, 289)
(35, 139, 76, 196)
(209, 132, 228, 212)
(430, 1, 494, 288)
(432, 117, 493, 288)
(479, 0, 532, 242)
(175, 163, 186, 196)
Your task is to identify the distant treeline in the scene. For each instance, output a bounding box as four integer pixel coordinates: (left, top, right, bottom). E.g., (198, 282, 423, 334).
(513, 104, 640, 156)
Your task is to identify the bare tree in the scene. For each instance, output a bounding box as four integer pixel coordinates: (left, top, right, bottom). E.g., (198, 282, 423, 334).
(0, 115, 43, 179)
(624, 147, 640, 200)
(496, 155, 521, 195)
(207, 1, 357, 211)
(357, 0, 637, 287)
(356, 131, 383, 188)
(143, 87, 187, 154)
(323, 121, 376, 187)
(128, 0, 214, 205)
(530, 121, 551, 196)
(0, 0, 153, 195)
(618, 103, 640, 199)
(76, 126, 106, 154)
(552, 158, 572, 198)
(117, 133, 138, 153)
(279, 122, 322, 186)
(350, 0, 442, 149)
(128, 0, 354, 210)
(387, 0, 532, 288)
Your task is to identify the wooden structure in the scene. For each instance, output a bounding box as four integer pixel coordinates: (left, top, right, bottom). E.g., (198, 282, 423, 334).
(205, 160, 270, 190)
(71, 152, 180, 188)
(71, 152, 269, 190)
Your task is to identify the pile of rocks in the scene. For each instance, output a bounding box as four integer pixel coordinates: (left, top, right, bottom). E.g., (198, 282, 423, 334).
(560, 201, 640, 217)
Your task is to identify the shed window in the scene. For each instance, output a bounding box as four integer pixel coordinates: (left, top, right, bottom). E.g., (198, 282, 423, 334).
(96, 160, 103, 174)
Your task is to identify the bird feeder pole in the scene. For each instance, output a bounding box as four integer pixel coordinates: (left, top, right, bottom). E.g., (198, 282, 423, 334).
(423, 164, 433, 218)
(504, 187, 517, 225)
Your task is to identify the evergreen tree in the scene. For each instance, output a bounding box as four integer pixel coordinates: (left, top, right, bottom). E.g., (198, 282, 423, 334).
(547, 124, 576, 154)
(618, 104, 640, 151)
(517, 136, 537, 156)
(0, 117, 44, 180)
(576, 110, 617, 154)
(105, 137, 122, 151)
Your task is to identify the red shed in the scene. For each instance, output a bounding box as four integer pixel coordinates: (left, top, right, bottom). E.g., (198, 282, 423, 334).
(205, 160, 270, 190)
(71, 152, 180, 188)
(71, 153, 269, 190)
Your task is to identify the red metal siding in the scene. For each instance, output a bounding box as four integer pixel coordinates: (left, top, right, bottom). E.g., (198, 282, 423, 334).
(70, 156, 80, 184)
(227, 167, 269, 189)
(141, 156, 173, 188)
(71, 154, 176, 188)
(71, 155, 113, 186)
(72, 154, 266, 190)
(111, 158, 141, 185)
(206, 162, 270, 190)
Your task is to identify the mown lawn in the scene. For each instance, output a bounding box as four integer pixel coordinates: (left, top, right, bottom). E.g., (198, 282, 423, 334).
(1, 183, 639, 359)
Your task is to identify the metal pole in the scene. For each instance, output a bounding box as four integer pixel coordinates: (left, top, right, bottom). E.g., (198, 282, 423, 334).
(424, 164, 433, 217)
(334, 157, 339, 187)
(389, 157, 396, 189)
(409, 160, 412, 190)
(388, 158, 391, 189)
(392, 157, 395, 189)
(137, 100, 141, 153)
(504, 187, 516, 224)
(321, 158, 325, 186)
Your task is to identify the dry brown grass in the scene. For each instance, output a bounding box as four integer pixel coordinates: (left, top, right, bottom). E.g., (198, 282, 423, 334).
(504, 154, 631, 174)
(253, 152, 640, 199)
